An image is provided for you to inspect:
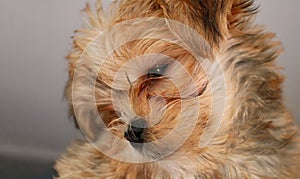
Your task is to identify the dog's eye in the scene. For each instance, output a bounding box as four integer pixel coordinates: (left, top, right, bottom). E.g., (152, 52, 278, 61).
(147, 63, 168, 78)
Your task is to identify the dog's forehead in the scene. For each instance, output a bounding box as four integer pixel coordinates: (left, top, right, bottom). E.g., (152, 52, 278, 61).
(87, 18, 213, 88)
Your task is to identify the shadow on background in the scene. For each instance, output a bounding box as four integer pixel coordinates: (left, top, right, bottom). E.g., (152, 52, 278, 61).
(0, 155, 55, 179)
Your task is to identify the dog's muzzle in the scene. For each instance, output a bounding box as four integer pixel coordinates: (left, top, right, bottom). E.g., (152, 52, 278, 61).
(124, 118, 147, 145)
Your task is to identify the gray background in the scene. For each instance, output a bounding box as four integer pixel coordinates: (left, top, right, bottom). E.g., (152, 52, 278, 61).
(0, 0, 299, 162)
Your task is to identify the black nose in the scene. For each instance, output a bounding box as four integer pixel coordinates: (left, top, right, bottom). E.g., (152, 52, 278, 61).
(124, 118, 147, 143)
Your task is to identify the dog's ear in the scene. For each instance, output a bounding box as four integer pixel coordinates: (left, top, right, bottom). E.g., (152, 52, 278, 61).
(192, 0, 259, 44)
(160, 0, 258, 47)
(191, 0, 233, 44)
(227, 0, 259, 29)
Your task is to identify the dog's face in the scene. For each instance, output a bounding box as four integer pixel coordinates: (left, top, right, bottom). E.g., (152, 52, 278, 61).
(71, 19, 217, 162)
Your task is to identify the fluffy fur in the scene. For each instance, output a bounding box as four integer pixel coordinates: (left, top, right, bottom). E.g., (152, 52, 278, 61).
(55, 0, 300, 178)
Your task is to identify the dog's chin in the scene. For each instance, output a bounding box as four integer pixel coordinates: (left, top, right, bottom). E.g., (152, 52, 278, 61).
(90, 131, 170, 163)
(92, 133, 197, 164)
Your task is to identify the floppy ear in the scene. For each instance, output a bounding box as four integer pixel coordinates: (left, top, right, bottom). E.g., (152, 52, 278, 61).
(157, 0, 258, 47)
(227, 0, 259, 29)
(192, 0, 259, 44)
(173, 0, 258, 45)
(192, 0, 233, 44)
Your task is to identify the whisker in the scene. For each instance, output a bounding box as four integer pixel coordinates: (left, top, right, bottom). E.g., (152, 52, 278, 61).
(107, 117, 121, 127)
(125, 72, 132, 87)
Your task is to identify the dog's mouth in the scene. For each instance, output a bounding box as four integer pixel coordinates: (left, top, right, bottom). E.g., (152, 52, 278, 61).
(124, 118, 148, 147)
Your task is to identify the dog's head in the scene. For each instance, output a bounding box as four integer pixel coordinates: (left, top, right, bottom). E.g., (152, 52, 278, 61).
(64, 0, 298, 175)
(69, 16, 216, 161)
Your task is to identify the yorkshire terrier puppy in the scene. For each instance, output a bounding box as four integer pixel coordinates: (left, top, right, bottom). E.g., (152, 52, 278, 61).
(55, 0, 300, 178)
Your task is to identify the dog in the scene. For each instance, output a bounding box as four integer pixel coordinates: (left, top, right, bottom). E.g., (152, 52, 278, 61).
(54, 0, 300, 178)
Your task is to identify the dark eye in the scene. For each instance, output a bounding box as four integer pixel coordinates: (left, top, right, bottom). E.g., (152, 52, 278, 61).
(147, 63, 169, 78)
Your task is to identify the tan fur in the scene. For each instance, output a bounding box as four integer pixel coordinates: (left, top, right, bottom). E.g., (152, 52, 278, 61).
(55, 0, 300, 178)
